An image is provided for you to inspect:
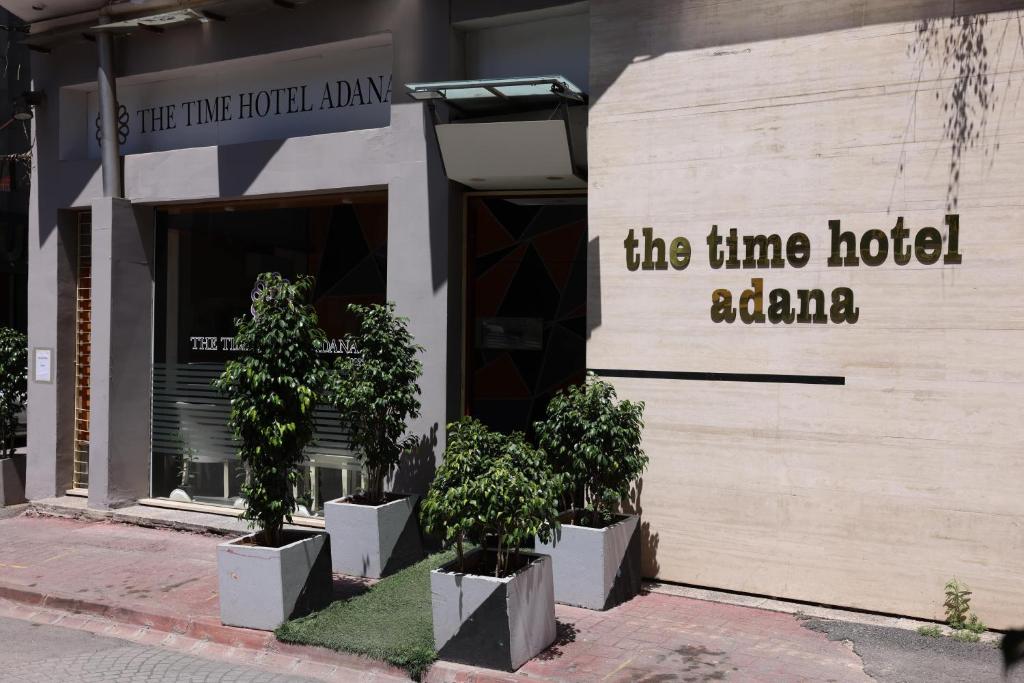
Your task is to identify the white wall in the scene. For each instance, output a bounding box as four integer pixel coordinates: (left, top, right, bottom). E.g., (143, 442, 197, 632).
(589, 0, 1024, 629)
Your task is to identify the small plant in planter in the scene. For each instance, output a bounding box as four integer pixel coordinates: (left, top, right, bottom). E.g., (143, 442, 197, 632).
(0, 327, 27, 506)
(211, 273, 333, 631)
(534, 372, 647, 610)
(421, 417, 561, 671)
(323, 302, 425, 578)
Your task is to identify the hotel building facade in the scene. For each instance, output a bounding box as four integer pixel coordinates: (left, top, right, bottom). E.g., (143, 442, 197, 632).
(5, 0, 1023, 628)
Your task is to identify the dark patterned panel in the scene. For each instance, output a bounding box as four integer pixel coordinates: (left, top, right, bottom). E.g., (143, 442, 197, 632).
(466, 197, 587, 436)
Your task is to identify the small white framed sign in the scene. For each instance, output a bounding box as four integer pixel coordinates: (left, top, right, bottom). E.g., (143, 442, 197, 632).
(33, 348, 53, 383)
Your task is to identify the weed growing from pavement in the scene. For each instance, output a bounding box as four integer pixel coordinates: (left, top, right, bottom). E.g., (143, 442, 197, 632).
(944, 578, 973, 628)
(943, 578, 986, 635)
(275, 549, 458, 680)
(952, 629, 982, 643)
(913, 578, 989, 644)
(962, 614, 987, 634)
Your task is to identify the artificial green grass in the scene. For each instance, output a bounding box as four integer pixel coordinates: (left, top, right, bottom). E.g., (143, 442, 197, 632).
(276, 549, 457, 680)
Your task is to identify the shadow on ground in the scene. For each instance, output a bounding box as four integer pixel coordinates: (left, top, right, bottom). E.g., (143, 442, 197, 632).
(331, 574, 373, 602)
(534, 620, 579, 661)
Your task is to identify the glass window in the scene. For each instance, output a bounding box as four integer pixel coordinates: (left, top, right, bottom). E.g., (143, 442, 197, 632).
(152, 193, 387, 515)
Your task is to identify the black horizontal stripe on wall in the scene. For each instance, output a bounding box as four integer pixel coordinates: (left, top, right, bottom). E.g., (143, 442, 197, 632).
(589, 368, 845, 386)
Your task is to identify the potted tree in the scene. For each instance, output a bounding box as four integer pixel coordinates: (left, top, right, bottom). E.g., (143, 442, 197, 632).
(323, 302, 425, 578)
(534, 372, 647, 610)
(421, 417, 561, 672)
(0, 327, 27, 506)
(212, 273, 333, 631)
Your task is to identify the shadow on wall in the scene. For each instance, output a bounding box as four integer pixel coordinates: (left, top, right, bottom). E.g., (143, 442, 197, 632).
(622, 477, 660, 578)
(589, 0, 988, 105)
(586, 235, 601, 339)
(216, 138, 287, 198)
(390, 421, 438, 495)
(590, 1, 1021, 219)
(905, 13, 1019, 212)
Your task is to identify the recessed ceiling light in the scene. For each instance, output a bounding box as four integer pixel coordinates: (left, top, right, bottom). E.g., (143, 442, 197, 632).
(31, 3, 46, 10)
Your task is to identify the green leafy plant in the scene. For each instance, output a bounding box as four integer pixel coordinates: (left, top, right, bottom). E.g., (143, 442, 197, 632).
(535, 372, 647, 527)
(951, 629, 981, 643)
(917, 625, 943, 638)
(421, 417, 561, 577)
(212, 273, 328, 547)
(418, 417, 491, 566)
(963, 613, 986, 634)
(944, 578, 978, 630)
(0, 327, 27, 458)
(329, 303, 423, 505)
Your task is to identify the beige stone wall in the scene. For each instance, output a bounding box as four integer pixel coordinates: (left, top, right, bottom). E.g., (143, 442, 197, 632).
(588, 0, 1024, 628)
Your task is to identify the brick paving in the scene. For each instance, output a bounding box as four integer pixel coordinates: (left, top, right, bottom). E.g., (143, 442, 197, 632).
(0, 513, 871, 682)
(424, 595, 869, 682)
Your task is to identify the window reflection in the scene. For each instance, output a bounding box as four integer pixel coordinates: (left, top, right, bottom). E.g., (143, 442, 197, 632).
(152, 193, 387, 515)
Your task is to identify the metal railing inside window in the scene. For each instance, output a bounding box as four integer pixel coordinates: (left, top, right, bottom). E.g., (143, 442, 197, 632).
(151, 362, 365, 515)
(72, 211, 92, 491)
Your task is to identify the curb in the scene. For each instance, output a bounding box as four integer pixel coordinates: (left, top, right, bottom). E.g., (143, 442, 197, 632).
(423, 662, 522, 683)
(26, 500, 240, 537)
(0, 581, 409, 679)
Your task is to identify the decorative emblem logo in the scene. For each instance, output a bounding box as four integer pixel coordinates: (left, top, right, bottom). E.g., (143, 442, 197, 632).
(94, 104, 130, 146)
(250, 274, 287, 319)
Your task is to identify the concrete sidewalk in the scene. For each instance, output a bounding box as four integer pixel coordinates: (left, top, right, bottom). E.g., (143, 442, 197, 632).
(0, 510, 876, 681)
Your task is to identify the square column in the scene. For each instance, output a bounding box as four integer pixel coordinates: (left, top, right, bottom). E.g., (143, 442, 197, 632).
(385, 0, 455, 494)
(25, 209, 78, 500)
(87, 198, 153, 510)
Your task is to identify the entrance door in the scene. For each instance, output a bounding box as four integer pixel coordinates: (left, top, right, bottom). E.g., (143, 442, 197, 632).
(464, 195, 587, 435)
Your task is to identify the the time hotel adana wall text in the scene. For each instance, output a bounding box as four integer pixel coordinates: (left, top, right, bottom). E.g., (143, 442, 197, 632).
(587, 0, 1024, 628)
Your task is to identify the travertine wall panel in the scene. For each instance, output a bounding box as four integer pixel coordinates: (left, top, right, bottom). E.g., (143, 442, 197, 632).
(589, 0, 1024, 627)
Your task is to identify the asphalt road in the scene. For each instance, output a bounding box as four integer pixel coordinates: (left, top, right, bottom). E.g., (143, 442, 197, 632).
(0, 616, 318, 683)
(803, 618, 1024, 683)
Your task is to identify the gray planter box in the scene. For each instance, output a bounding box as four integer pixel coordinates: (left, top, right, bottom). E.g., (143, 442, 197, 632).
(217, 530, 332, 631)
(535, 512, 641, 610)
(0, 454, 26, 506)
(431, 549, 556, 671)
(324, 494, 423, 578)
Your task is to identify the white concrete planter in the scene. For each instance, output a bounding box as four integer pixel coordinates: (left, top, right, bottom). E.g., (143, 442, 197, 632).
(535, 512, 641, 610)
(217, 530, 332, 631)
(431, 549, 556, 671)
(324, 494, 423, 578)
(0, 453, 26, 506)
